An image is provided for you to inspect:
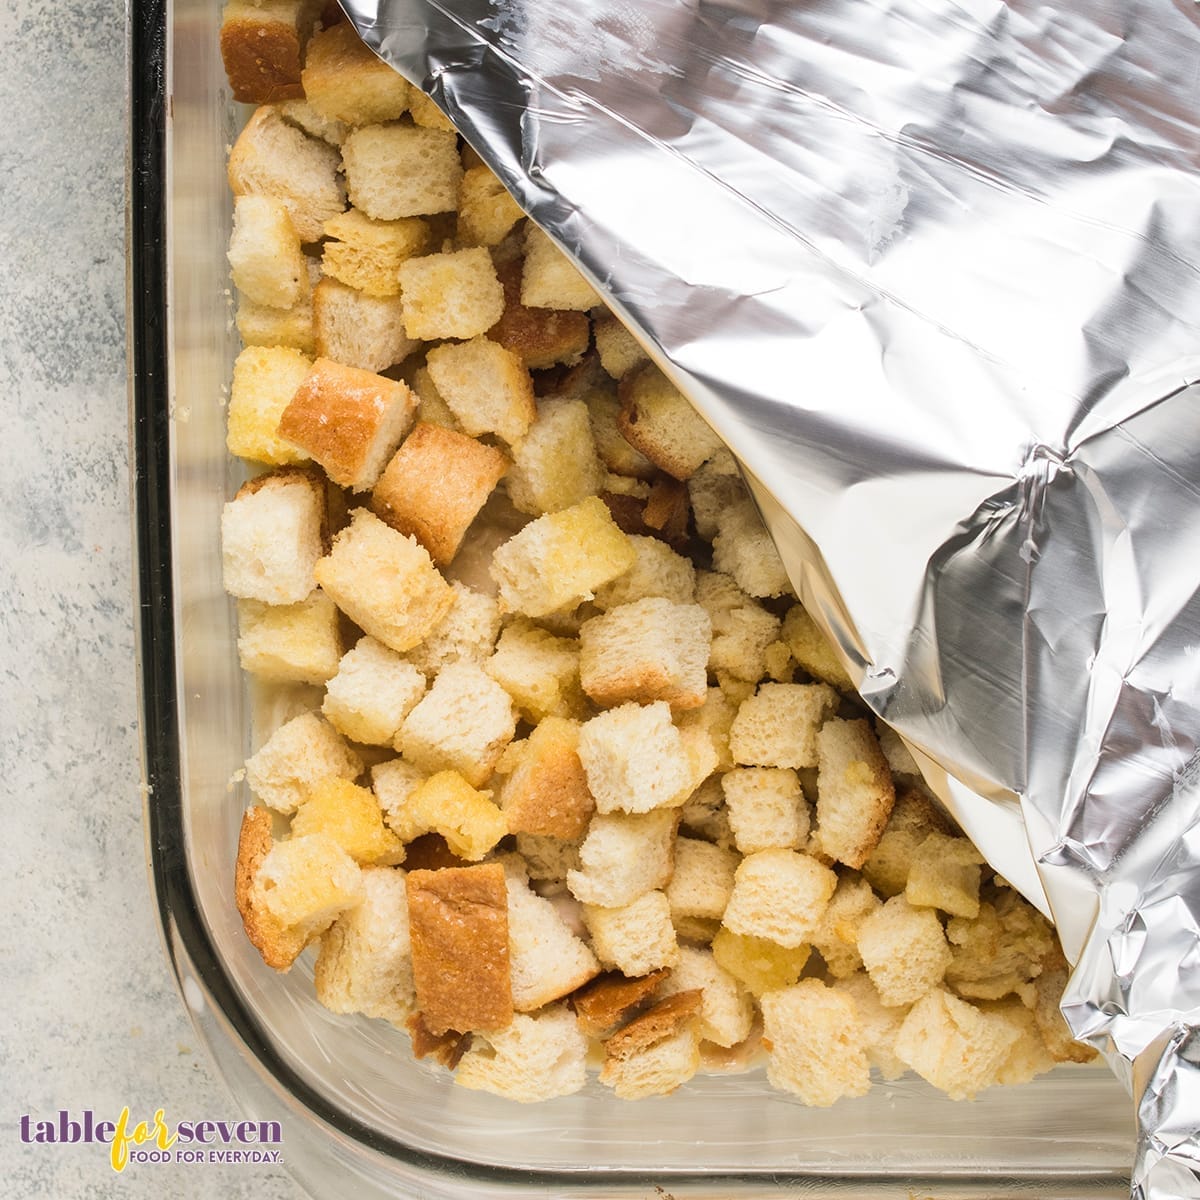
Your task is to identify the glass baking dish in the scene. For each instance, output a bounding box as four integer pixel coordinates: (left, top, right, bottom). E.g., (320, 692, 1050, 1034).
(129, 0, 1134, 1194)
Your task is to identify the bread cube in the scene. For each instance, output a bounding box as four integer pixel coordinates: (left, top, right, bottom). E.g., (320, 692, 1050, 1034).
(453, 163, 524, 246)
(696, 571, 780, 684)
(313, 508, 454, 653)
(815, 718, 896, 869)
(278, 358, 417, 491)
(490, 496, 635, 618)
(894, 989, 1022, 1100)
(292, 777, 406, 865)
(861, 788, 950, 897)
(594, 313, 648, 380)
(244, 711, 363, 814)
(219, 1, 311, 104)
(497, 717, 595, 841)
(321, 208, 430, 298)
(301, 21, 409, 126)
(341, 124, 462, 220)
(687, 450, 747, 541)
(485, 619, 584, 722)
(406, 863, 512, 1034)
(235, 806, 304, 970)
(812, 874, 881, 978)
(404, 582, 500, 678)
(905, 832, 986, 919)
(409, 87, 456, 132)
(237, 591, 342, 684)
(226, 345, 313, 466)
(760, 979, 871, 1107)
(722, 849, 837, 948)
(487, 257, 590, 370)
(987, 998, 1059, 1087)
(424, 334, 534, 442)
(566, 810, 676, 907)
(456, 1006, 588, 1103)
(587, 388, 656, 479)
(677, 689, 738, 777)
(657, 946, 752, 1048)
(228, 195, 308, 309)
(409, 365, 463, 432)
(397, 662, 516, 786)
(505, 399, 604, 516)
(666, 836, 738, 922)
(617, 364, 722, 481)
(1033, 966, 1099, 1065)
(236, 292, 315, 355)
(516, 223, 599, 311)
(712, 498, 791, 599)
(228, 105, 345, 242)
(578, 700, 693, 815)
(398, 247, 505, 340)
(782, 604, 855, 692)
(516, 832, 582, 886)
(370, 423, 507, 566)
(584, 890, 680, 976)
(321, 637, 426, 745)
(314, 865, 414, 1022)
(710, 927, 811, 997)
(721, 767, 809, 854)
(276, 97, 348, 147)
(312, 280, 419, 374)
(679, 773, 734, 848)
(598, 992, 701, 1099)
(857, 895, 952, 1006)
(591, 539, 693, 615)
(572, 969, 670, 1038)
(944, 891, 1058, 1002)
(728, 683, 839, 770)
(833, 972, 909, 1079)
(370, 758, 426, 835)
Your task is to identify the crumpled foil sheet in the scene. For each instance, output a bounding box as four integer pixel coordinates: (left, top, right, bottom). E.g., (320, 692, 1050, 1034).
(342, 0, 1200, 1191)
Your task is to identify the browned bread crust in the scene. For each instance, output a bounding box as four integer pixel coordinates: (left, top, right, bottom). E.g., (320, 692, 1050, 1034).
(234, 806, 306, 971)
(220, 10, 306, 105)
(603, 989, 702, 1060)
(571, 968, 671, 1037)
(487, 259, 591, 371)
(406, 1012, 473, 1069)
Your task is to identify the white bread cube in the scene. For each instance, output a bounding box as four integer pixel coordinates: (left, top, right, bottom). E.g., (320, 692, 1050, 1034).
(729, 683, 839, 770)
(906, 832, 986, 919)
(314, 865, 414, 1022)
(228, 194, 308, 309)
(617, 364, 722, 481)
(457, 163, 525, 247)
(696, 570, 781, 683)
(988, 997, 1059, 1087)
(594, 313, 649, 380)
(722, 849, 837, 948)
(236, 291, 315, 356)
(579, 598, 711, 712)
(587, 389, 656, 479)
(455, 1006, 588, 1103)
(721, 767, 809, 854)
(312, 280, 420, 374)
(517, 832, 583, 885)
(584, 890, 680, 976)
(679, 774, 735, 850)
(712, 499, 791, 599)
(341, 124, 462, 220)
(677, 688, 739, 775)
(505, 398, 605, 516)
(227, 105, 345, 242)
(244, 711, 363, 815)
(812, 874, 881, 979)
(399, 249, 505, 341)
(313, 508, 454, 653)
(944, 891, 1058, 1003)
(370, 758, 426, 836)
(687, 449, 747, 541)
(404, 582, 500, 678)
(397, 662, 516, 787)
(490, 496, 635, 617)
(566, 810, 676, 907)
(520, 224, 601, 311)
(834, 972, 909, 1079)
(219, 3, 311, 105)
(276, 98, 348, 147)
(222, 467, 325, 604)
(497, 717, 595, 841)
(666, 836, 738, 922)
(237, 591, 342, 684)
(594, 535, 695, 611)
(760, 979, 871, 1107)
(877, 720, 921, 778)
(301, 21, 409, 126)
(658, 946, 753, 1049)
(857, 895, 952, 1007)
(485, 619, 584, 722)
(578, 701, 693, 814)
(599, 996, 702, 1100)
(782, 604, 855, 692)
(861, 788, 949, 898)
(816, 718, 896, 869)
(321, 637, 427, 745)
(409, 88, 457, 132)
(322, 208, 430, 298)
(425, 334, 534, 443)
(226, 345, 313, 466)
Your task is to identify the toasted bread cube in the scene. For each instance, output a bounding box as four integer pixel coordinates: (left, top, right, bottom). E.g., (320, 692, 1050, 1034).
(456, 1006, 588, 1103)
(228, 105, 345, 242)
(812, 874, 881, 978)
(894, 989, 1022, 1100)
(505, 399, 604, 516)
(278, 358, 417, 491)
(408, 87, 457, 133)
(219, 1, 312, 104)
(314, 865, 414, 1021)
(567, 810, 676, 907)
(578, 701, 693, 815)
(276, 97, 348, 146)
(236, 291, 315, 355)
(387, 769, 506, 860)
(587, 388, 656, 479)
(696, 571, 780, 684)
(321, 637, 426, 745)
(721, 767, 809, 854)
(498, 718, 594, 841)
(487, 257, 590, 370)
(236, 806, 307, 970)
(397, 663, 516, 787)
(398, 248, 505, 340)
(593, 535, 695, 613)
(729, 682, 839, 770)
(905, 832, 985, 919)
(760, 979, 871, 1107)
(857, 895, 952, 1007)
(687, 449, 747, 541)
(237, 591, 342, 684)
(407, 863, 512, 1034)
(227, 345, 313, 466)
(617, 364, 722, 481)
(485, 620, 584, 722)
(292, 777, 406, 865)
(312, 280, 419, 374)
(599, 992, 702, 1099)
(301, 21, 409, 126)
(342, 124, 462, 220)
(370, 423, 507, 566)
(244, 711, 363, 814)
(944, 891, 1057, 1002)
(404, 582, 501, 678)
(321, 208, 431, 298)
(222, 467, 325, 605)
(424, 334, 534, 442)
(594, 313, 648, 380)
(228, 195, 308, 309)
(711, 928, 810, 998)
(490, 496, 635, 617)
(579, 599, 711, 713)
(815, 718, 896, 869)
(712, 499, 791, 599)
(782, 604, 855, 692)
(667, 836, 738, 922)
(585, 890, 680, 976)
(658, 946, 752, 1049)
(370, 758, 425, 835)
(861, 788, 949, 897)
(722, 849, 837, 949)
(520, 224, 602, 311)
(457, 164, 526, 247)
(313, 508, 454, 652)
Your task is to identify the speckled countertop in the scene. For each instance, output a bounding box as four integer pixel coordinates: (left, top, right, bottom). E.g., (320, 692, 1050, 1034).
(0, 5, 302, 1197)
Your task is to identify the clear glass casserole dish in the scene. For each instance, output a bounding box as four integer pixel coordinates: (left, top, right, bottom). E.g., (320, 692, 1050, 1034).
(129, 0, 1135, 1194)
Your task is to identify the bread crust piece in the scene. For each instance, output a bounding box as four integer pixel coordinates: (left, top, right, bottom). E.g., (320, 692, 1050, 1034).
(571, 969, 671, 1038)
(406, 863, 513, 1035)
(220, 6, 308, 104)
(235, 806, 306, 971)
(406, 1012, 472, 1069)
(488, 259, 590, 370)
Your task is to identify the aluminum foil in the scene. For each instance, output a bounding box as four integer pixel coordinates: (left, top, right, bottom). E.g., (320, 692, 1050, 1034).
(341, 0, 1200, 1190)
